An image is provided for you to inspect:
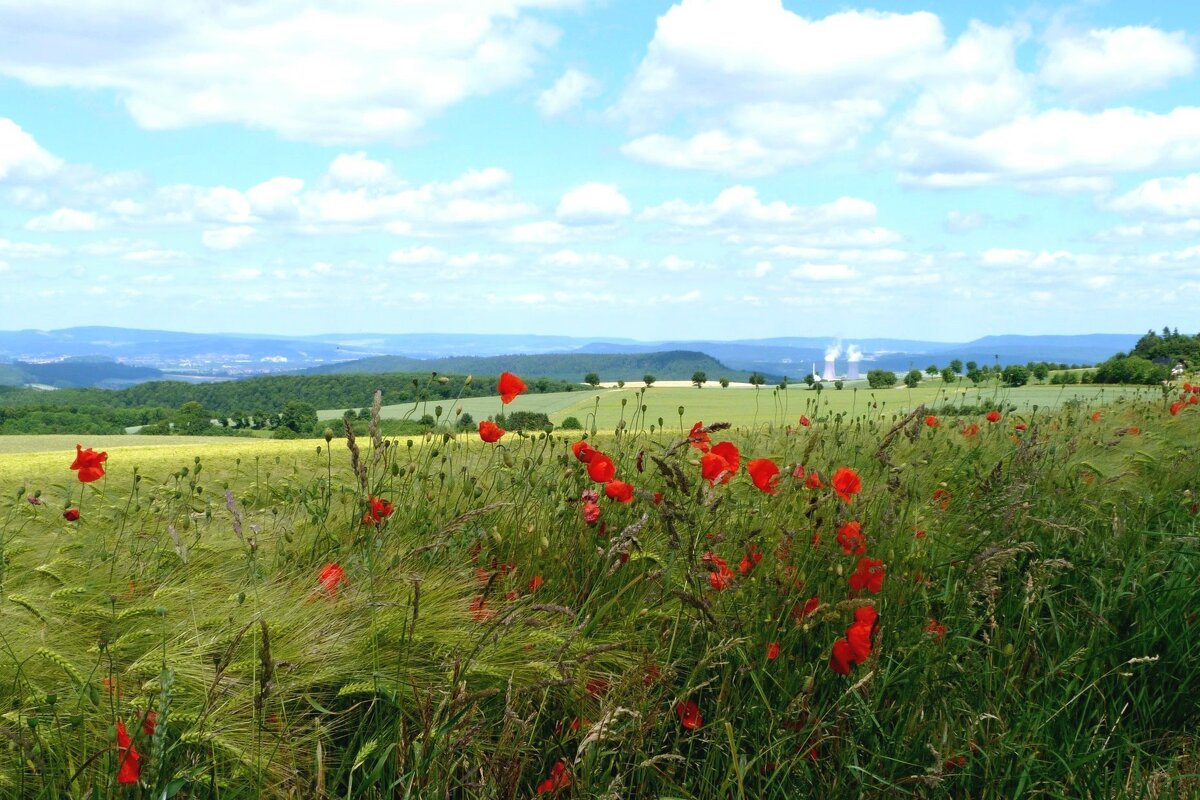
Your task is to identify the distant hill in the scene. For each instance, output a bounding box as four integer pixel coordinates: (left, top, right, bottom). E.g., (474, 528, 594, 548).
(307, 350, 756, 382)
(0, 357, 163, 389)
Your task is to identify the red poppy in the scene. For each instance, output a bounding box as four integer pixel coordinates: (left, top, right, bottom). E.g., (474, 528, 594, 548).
(479, 419, 505, 443)
(746, 458, 781, 494)
(792, 595, 820, 624)
(926, 618, 947, 641)
(798, 415, 811, 427)
(1127, 426, 1141, 435)
(766, 642, 780, 660)
(836, 520, 865, 555)
(985, 410, 1001, 423)
(468, 595, 495, 622)
(915, 528, 926, 539)
(361, 495, 394, 525)
(676, 700, 702, 730)
(846, 605, 877, 663)
(63, 508, 80, 522)
(688, 421, 711, 452)
(831, 467, 862, 504)
(703, 551, 735, 590)
(70, 444, 108, 483)
(925, 415, 938, 427)
(653, 491, 664, 505)
(497, 371, 527, 404)
(805, 470, 824, 490)
(604, 480, 634, 503)
(318, 563, 347, 596)
(1091, 411, 1102, 422)
(700, 441, 740, 484)
(738, 543, 763, 574)
(143, 710, 157, 737)
(528, 575, 544, 592)
(829, 638, 853, 675)
(116, 720, 140, 785)
(536, 759, 571, 794)
(1015, 422, 1027, 431)
(848, 557, 885, 593)
(961, 422, 980, 437)
(1171, 402, 1182, 416)
(571, 440, 594, 462)
(1190, 395, 1199, 405)
(932, 488, 951, 511)
(586, 677, 609, 697)
(587, 452, 616, 483)
(582, 501, 601, 525)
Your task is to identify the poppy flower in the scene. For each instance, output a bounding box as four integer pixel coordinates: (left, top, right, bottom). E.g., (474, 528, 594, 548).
(468, 595, 495, 622)
(63, 508, 80, 522)
(582, 501, 601, 525)
(798, 415, 811, 427)
(985, 410, 1002, 423)
(805, 470, 824, 490)
(1190, 395, 1199, 405)
(676, 700, 702, 730)
(836, 520, 865, 555)
(318, 563, 347, 596)
(653, 491, 664, 505)
(831, 467, 862, 504)
(688, 421, 711, 452)
(528, 575, 544, 592)
(479, 419, 505, 443)
(1015, 422, 1027, 431)
(1127, 427, 1141, 435)
(766, 642, 780, 660)
(70, 444, 108, 483)
(571, 440, 594, 462)
(926, 618, 947, 641)
(703, 551, 735, 590)
(497, 371, 526, 404)
(846, 605, 877, 663)
(960, 422, 980, 437)
(115, 720, 140, 785)
(143, 710, 157, 737)
(738, 543, 763, 574)
(361, 495, 394, 525)
(604, 480, 634, 503)
(1091, 411, 1102, 422)
(925, 415, 938, 427)
(587, 452, 616, 482)
(746, 458, 781, 494)
(1171, 402, 1182, 416)
(536, 760, 571, 794)
(829, 638, 854, 675)
(700, 441, 741, 484)
(586, 677, 609, 697)
(792, 595, 820, 624)
(932, 488, 951, 511)
(848, 557, 885, 594)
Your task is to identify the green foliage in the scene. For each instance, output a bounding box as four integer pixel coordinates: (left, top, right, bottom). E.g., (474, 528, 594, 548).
(496, 410, 553, 431)
(1001, 364, 1030, 387)
(643, 374, 656, 387)
(718, 377, 730, 388)
(867, 368, 897, 388)
(1132, 327, 1200, 366)
(903, 368, 922, 388)
(833, 380, 844, 390)
(584, 372, 601, 387)
(925, 363, 939, 376)
(278, 400, 318, 434)
(1093, 354, 1170, 385)
(940, 366, 957, 384)
(558, 416, 582, 430)
(748, 372, 766, 387)
(691, 370, 707, 388)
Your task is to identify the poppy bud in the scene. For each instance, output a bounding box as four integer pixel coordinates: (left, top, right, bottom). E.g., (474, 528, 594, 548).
(465, 375, 473, 385)
(324, 428, 334, 443)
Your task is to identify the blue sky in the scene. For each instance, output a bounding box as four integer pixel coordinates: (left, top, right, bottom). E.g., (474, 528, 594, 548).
(1, 0, 1198, 342)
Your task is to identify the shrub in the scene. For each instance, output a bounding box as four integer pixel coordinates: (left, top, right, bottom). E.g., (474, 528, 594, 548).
(559, 416, 583, 430)
(867, 369, 897, 389)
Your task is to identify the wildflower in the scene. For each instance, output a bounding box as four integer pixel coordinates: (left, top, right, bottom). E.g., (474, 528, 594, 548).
(536, 760, 571, 794)
(63, 508, 80, 522)
(70, 444, 107, 483)
(497, 371, 526, 404)
(932, 488, 951, 511)
(586, 677, 609, 697)
(836, 520, 865, 555)
(1171, 402, 1182, 416)
(529, 575, 543, 592)
(703, 551, 735, 590)
(468, 595, 495, 622)
(829, 639, 854, 675)
(746, 458, 781, 494)
(846, 605, 877, 662)
(791, 464, 806, 480)
(849, 557, 885, 594)
(926, 618, 947, 641)
(738, 543, 762, 574)
(700, 441, 740, 484)
(653, 491, 664, 505)
(831, 467, 862, 504)
(604, 480, 634, 503)
(479, 419, 505, 443)
(688, 421, 711, 452)
(1015, 422, 1027, 431)
(582, 501, 601, 525)
(986, 410, 1001, 423)
(581, 488, 599, 504)
(915, 528, 926, 539)
(115, 721, 140, 785)
(1127, 426, 1141, 435)
(1091, 411, 1102, 422)
(676, 700, 702, 730)
(766, 642, 780, 660)
(960, 422, 980, 437)
(143, 710, 157, 737)
(571, 440, 594, 462)
(26, 494, 41, 505)
(317, 563, 347, 597)
(805, 470, 824, 490)
(925, 415, 938, 427)
(798, 415, 811, 427)
(1190, 394, 1199, 405)
(361, 495, 394, 525)
(587, 452, 616, 483)
(792, 595, 820, 624)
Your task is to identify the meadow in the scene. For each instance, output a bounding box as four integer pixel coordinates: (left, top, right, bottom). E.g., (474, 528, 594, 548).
(0, 378, 1197, 798)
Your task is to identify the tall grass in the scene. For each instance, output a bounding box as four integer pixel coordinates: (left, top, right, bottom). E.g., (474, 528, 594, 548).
(0, 384, 1197, 798)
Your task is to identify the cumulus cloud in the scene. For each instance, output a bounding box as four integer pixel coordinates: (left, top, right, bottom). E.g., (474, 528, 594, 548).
(202, 225, 255, 250)
(1106, 174, 1200, 218)
(537, 68, 600, 118)
(0, 0, 575, 144)
(556, 182, 631, 224)
(25, 208, 100, 232)
(0, 118, 62, 181)
(1041, 26, 1195, 104)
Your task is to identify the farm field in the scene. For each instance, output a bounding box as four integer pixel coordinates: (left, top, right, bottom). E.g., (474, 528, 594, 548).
(0, 377, 1197, 798)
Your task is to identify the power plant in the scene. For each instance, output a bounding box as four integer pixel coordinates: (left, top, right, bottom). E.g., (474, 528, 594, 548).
(810, 343, 864, 381)
(847, 345, 862, 380)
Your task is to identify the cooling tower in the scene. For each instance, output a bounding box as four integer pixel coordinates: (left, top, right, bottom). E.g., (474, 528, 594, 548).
(848, 361, 860, 380)
(823, 358, 836, 382)
(847, 344, 863, 380)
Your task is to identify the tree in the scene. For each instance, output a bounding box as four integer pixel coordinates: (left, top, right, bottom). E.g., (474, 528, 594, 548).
(718, 377, 730, 388)
(949, 359, 963, 374)
(279, 400, 318, 435)
(176, 401, 214, 435)
(616, 380, 625, 389)
(584, 372, 601, 388)
(803, 374, 816, 387)
(748, 372, 766, 387)
(904, 369, 923, 388)
(834, 380, 844, 389)
(692, 371, 707, 388)
(559, 416, 582, 430)
(925, 364, 939, 376)
(867, 369, 897, 389)
(940, 367, 957, 384)
(457, 412, 475, 430)
(1001, 364, 1030, 387)
(1032, 363, 1050, 381)
(965, 361, 977, 373)
(643, 374, 656, 388)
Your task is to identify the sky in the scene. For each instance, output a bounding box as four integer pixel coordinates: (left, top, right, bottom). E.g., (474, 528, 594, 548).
(0, 0, 1198, 342)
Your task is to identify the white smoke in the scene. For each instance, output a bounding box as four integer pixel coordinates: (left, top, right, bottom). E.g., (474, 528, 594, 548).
(824, 343, 842, 362)
(846, 344, 863, 363)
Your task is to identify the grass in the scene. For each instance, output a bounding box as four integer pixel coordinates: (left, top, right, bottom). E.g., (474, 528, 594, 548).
(0, 379, 1197, 798)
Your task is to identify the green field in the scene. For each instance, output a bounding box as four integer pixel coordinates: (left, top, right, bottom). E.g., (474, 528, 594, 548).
(1, 380, 1198, 798)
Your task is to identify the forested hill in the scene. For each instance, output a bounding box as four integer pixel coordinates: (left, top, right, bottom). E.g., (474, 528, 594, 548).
(0, 372, 577, 416)
(307, 350, 753, 382)
(0, 357, 163, 388)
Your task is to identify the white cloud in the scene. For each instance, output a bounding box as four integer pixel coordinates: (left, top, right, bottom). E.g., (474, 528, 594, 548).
(0, 2, 574, 144)
(25, 208, 99, 232)
(202, 225, 256, 250)
(0, 118, 62, 181)
(327, 152, 395, 187)
(222, 268, 263, 282)
(539, 249, 630, 270)
(1041, 27, 1195, 104)
(642, 186, 876, 232)
(945, 210, 986, 233)
(0, 238, 65, 258)
(389, 245, 447, 265)
(788, 264, 855, 281)
(1107, 174, 1200, 218)
(506, 220, 570, 244)
(1098, 219, 1200, 241)
(537, 68, 600, 118)
(556, 182, 631, 224)
(246, 177, 305, 219)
